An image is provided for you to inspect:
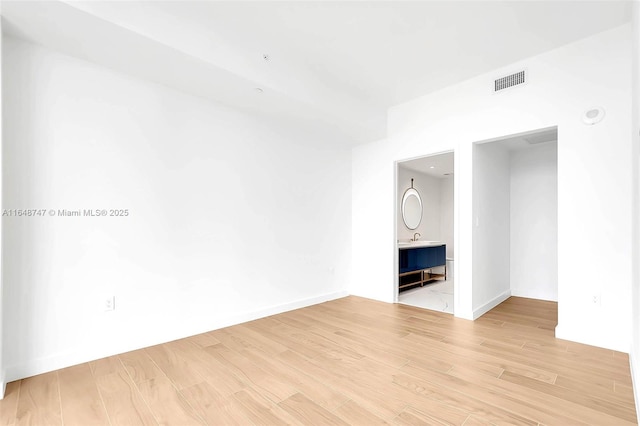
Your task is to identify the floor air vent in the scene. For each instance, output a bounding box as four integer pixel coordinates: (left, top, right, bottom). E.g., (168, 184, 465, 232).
(494, 70, 525, 92)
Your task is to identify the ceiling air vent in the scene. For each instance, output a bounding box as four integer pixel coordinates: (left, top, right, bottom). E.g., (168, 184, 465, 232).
(525, 129, 557, 145)
(494, 70, 526, 92)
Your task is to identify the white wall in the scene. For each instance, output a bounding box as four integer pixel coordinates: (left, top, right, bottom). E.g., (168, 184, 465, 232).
(397, 167, 440, 242)
(0, 15, 4, 398)
(351, 24, 632, 351)
(630, 0, 640, 415)
(472, 142, 510, 317)
(2, 37, 352, 381)
(351, 138, 395, 302)
(510, 143, 558, 301)
(439, 176, 454, 259)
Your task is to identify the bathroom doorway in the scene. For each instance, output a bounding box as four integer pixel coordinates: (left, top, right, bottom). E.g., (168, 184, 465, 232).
(396, 152, 455, 313)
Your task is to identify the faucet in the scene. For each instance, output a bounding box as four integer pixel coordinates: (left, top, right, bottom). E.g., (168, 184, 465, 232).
(412, 233, 421, 241)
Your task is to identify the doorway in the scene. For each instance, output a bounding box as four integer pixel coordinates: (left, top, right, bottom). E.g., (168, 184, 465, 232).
(472, 127, 558, 313)
(396, 152, 455, 313)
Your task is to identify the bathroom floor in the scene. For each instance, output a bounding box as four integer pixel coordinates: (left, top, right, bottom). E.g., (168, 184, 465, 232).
(398, 278, 454, 314)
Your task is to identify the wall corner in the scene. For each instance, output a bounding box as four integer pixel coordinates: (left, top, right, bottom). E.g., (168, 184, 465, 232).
(629, 347, 640, 423)
(0, 6, 5, 401)
(0, 372, 5, 400)
(473, 289, 511, 320)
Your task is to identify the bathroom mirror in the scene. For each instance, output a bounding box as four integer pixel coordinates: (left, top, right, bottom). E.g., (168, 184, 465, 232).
(402, 179, 422, 230)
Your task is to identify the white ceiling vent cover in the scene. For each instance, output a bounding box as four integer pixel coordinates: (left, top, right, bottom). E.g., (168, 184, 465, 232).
(494, 70, 526, 92)
(525, 129, 557, 145)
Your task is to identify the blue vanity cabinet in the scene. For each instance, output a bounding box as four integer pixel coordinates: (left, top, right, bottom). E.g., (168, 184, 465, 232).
(399, 244, 446, 291)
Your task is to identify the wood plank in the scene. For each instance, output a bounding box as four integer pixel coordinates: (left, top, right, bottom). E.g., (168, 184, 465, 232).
(616, 381, 636, 397)
(144, 343, 203, 390)
(277, 349, 407, 421)
(94, 362, 157, 426)
(89, 356, 122, 378)
(393, 406, 452, 425)
(499, 369, 637, 423)
(203, 343, 297, 403)
(278, 392, 348, 425)
(554, 374, 635, 406)
(334, 399, 389, 425)
(189, 332, 220, 348)
(118, 349, 164, 385)
(233, 340, 351, 411)
(15, 372, 61, 426)
(58, 364, 110, 425)
(309, 325, 410, 369)
(0, 381, 21, 426)
(232, 387, 301, 425)
(135, 375, 205, 425)
(214, 324, 289, 356)
(392, 369, 538, 425)
(402, 362, 589, 426)
(178, 341, 248, 396)
(396, 403, 471, 425)
(403, 333, 558, 385)
(180, 381, 251, 426)
(462, 415, 495, 425)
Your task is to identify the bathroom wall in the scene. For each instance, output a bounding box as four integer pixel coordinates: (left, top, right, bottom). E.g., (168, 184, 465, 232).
(397, 165, 454, 259)
(397, 167, 440, 242)
(351, 24, 632, 351)
(510, 142, 558, 301)
(2, 37, 352, 381)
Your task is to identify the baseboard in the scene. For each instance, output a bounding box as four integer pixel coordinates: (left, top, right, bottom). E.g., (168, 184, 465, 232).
(5, 290, 348, 383)
(207, 290, 349, 333)
(473, 289, 511, 320)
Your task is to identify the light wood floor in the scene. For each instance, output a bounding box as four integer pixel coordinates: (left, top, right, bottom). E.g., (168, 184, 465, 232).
(0, 296, 637, 425)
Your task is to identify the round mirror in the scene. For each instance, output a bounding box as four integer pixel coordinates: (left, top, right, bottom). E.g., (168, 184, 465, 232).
(402, 186, 422, 230)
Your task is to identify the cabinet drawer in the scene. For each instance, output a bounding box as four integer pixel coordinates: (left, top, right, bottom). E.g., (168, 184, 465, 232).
(399, 245, 445, 274)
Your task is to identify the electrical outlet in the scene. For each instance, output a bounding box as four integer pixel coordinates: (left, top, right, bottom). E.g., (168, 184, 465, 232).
(105, 296, 115, 311)
(592, 293, 601, 306)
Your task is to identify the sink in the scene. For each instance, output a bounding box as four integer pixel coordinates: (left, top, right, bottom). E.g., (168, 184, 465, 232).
(398, 240, 442, 249)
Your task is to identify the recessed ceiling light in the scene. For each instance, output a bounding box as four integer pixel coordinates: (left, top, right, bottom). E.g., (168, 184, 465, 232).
(429, 166, 435, 169)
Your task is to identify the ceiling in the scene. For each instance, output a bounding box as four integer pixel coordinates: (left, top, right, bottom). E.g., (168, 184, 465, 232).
(400, 153, 454, 179)
(489, 127, 558, 151)
(1, 1, 632, 144)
